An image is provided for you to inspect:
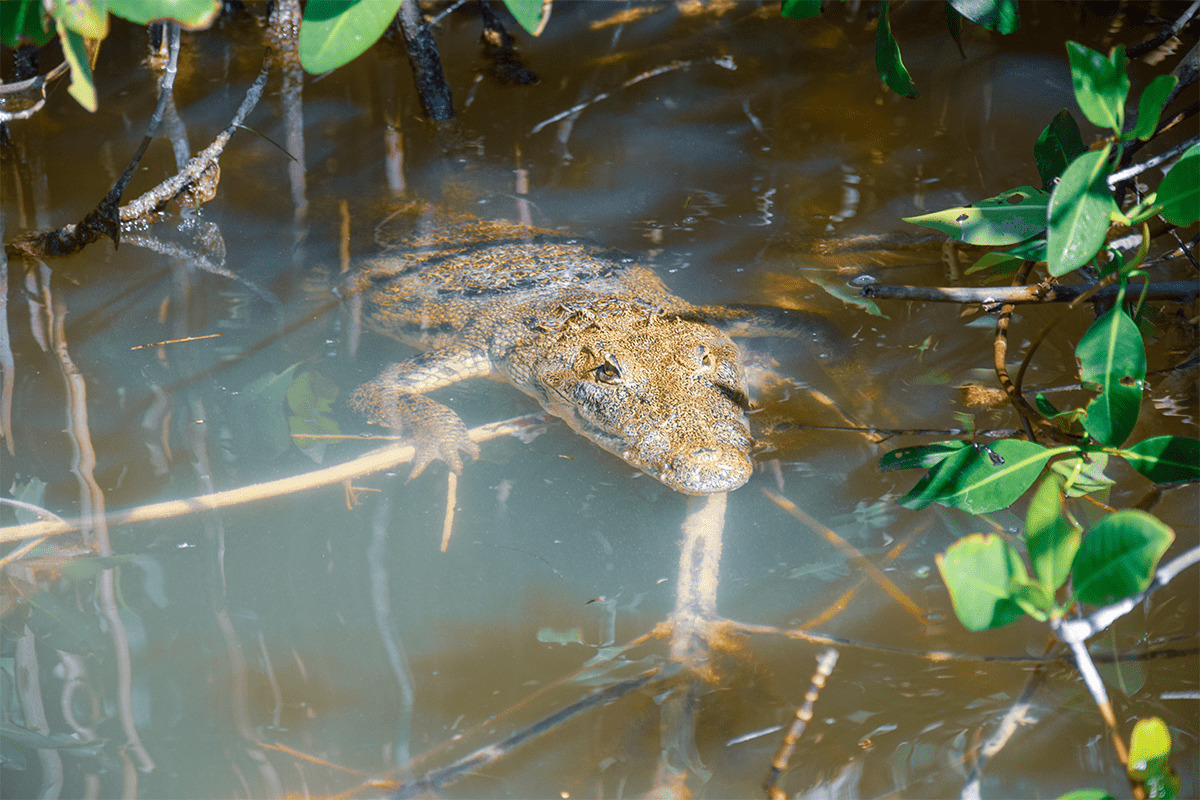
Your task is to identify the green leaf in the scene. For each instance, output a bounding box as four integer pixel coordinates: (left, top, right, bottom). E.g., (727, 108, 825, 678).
(944, 2, 963, 46)
(107, 0, 220, 29)
(1025, 476, 1081, 592)
(503, 0, 550, 36)
(904, 186, 1049, 245)
(874, 1, 917, 98)
(1077, 303, 1146, 447)
(1156, 143, 1199, 226)
(1049, 452, 1114, 497)
(1034, 109, 1086, 189)
(1072, 509, 1173, 606)
(1009, 577, 1055, 621)
(947, 0, 1019, 34)
(898, 439, 1058, 513)
(1056, 791, 1118, 800)
(1047, 145, 1117, 276)
(298, 0, 403, 75)
(781, 0, 822, 20)
(1, 0, 54, 47)
(880, 440, 970, 472)
(51, 0, 109, 39)
(1121, 436, 1200, 484)
(1131, 75, 1178, 141)
(966, 235, 1048, 274)
(233, 364, 299, 458)
(1066, 41, 1130, 133)
(56, 20, 98, 112)
(935, 533, 1028, 631)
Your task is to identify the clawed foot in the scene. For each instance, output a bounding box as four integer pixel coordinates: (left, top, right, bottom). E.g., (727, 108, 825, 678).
(407, 425, 481, 481)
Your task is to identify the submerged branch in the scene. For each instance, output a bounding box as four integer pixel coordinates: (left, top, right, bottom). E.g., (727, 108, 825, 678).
(389, 667, 673, 798)
(0, 414, 546, 545)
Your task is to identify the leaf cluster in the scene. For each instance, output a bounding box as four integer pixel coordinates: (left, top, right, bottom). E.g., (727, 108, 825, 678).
(1, 0, 220, 112)
(885, 40, 1198, 519)
(297, 0, 548, 75)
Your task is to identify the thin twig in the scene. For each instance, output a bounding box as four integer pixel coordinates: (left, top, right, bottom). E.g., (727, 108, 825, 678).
(1049, 546, 1200, 770)
(861, 280, 1199, 305)
(731, 620, 1196, 665)
(370, 495, 416, 771)
(1108, 134, 1200, 188)
(992, 262, 1041, 441)
(531, 56, 737, 135)
(1126, 0, 1200, 58)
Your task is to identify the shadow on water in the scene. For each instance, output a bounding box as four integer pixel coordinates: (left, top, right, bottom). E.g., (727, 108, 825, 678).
(1, 2, 1197, 798)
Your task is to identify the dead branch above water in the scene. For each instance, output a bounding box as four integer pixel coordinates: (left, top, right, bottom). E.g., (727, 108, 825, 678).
(862, 280, 1199, 305)
(6, 42, 271, 262)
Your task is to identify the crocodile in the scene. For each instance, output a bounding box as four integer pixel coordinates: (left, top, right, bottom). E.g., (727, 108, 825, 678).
(345, 202, 838, 495)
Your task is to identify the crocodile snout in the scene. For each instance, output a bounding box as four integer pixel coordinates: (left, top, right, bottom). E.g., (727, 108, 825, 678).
(661, 444, 754, 495)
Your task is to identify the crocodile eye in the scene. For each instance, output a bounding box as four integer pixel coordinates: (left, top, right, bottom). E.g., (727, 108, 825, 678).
(594, 358, 622, 383)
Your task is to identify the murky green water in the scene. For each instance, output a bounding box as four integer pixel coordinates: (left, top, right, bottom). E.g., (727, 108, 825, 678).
(2, 3, 1197, 799)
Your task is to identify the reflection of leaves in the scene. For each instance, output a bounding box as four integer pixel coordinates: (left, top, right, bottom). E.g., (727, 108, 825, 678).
(287, 370, 339, 417)
(231, 364, 298, 459)
(1049, 452, 1114, 498)
(781, 0, 822, 20)
(287, 369, 342, 454)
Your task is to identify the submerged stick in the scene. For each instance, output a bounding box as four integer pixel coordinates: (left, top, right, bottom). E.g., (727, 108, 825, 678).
(0, 414, 545, 544)
(389, 667, 671, 798)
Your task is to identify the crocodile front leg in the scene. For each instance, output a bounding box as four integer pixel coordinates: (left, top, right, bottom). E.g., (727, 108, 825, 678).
(350, 346, 492, 479)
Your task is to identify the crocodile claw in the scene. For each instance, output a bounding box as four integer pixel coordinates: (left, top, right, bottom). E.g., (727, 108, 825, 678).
(406, 426, 481, 481)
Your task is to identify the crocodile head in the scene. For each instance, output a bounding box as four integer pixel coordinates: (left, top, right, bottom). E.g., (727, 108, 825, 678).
(522, 308, 754, 495)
